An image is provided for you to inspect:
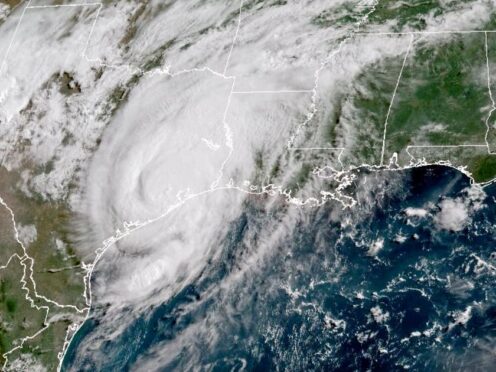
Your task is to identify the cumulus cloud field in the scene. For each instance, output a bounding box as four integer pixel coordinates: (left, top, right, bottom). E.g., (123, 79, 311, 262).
(1, 0, 496, 368)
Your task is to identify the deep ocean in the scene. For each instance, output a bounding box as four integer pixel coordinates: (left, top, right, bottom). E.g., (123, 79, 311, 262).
(63, 165, 496, 371)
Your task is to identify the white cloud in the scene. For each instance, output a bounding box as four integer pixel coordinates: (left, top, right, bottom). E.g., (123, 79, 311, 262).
(370, 305, 390, 324)
(405, 207, 428, 218)
(434, 184, 487, 232)
(448, 306, 473, 330)
(0, 3, 9, 23)
(1, 1, 494, 368)
(434, 198, 469, 232)
(367, 238, 384, 256)
(17, 224, 37, 246)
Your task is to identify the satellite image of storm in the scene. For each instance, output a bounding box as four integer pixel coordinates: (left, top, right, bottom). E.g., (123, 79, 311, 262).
(2, 0, 496, 371)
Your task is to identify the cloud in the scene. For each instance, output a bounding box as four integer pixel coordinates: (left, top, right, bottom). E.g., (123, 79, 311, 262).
(370, 305, 390, 324)
(367, 238, 384, 256)
(434, 198, 468, 231)
(17, 223, 37, 246)
(405, 207, 428, 218)
(2, 1, 495, 369)
(434, 184, 486, 232)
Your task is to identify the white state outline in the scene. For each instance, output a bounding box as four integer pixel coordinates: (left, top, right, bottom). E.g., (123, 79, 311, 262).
(0, 195, 86, 370)
(402, 31, 496, 166)
(26, 3, 102, 9)
(0, 1, 97, 369)
(357, 30, 496, 35)
(484, 31, 496, 153)
(223, 0, 243, 76)
(0, 253, 50, 365)
(56, 1, 362, 368)
(286, 0, 380, 152)
(379, 33, 414, 166)
(0, 0, 494, 370)
(231, 89, 314, 94)
(0, 0, 32, 70)
(406, 145, 489, 161)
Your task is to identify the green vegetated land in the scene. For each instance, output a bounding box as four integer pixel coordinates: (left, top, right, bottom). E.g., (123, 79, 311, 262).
(6, 316, 74, 371)
(385, 33, 488, 153)
(0, 0, 21, 10)
(333, 32, 496, 183)
(340, 38, 408, 166)
(0, 256, 48, 367)
(0, 168, 86, 370)
(368, 0, 441, 30)
(312, 0, 445, 32)
(386, 32, 496, 182)
(486, 31, 496, 153)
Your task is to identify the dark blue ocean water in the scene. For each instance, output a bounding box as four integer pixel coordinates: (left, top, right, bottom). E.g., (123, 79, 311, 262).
(63, 166, 496, 371)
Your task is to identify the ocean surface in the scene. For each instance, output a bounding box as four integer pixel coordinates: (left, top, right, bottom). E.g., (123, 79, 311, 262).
(63, 165, 496, 371)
